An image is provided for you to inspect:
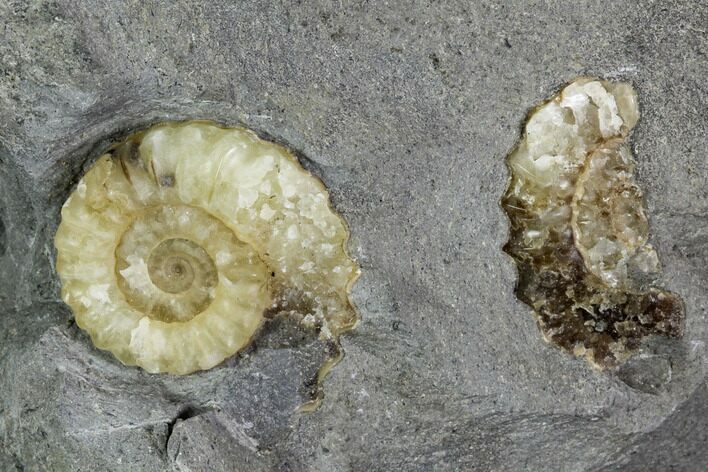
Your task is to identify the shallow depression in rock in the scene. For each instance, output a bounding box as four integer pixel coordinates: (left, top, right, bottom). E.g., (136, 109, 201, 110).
(0, 213, 6, 258)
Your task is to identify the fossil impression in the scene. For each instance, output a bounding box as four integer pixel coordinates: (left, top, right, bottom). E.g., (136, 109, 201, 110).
(55, 121, 359, 375)
(502, 78, 684, 368)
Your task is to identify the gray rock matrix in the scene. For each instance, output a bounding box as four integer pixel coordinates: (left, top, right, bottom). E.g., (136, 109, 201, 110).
(0, 1, 706, 471)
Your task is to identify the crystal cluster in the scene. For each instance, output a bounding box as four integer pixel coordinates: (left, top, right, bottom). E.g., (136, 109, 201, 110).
(55, 121, 359, 375)
(502, 78, 683, 368)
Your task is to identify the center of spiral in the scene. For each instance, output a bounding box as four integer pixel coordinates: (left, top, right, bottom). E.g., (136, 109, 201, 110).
(115, 205, 227, 323)
(147, 239, 205, 294)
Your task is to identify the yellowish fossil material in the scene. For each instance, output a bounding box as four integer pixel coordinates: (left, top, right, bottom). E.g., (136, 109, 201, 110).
(502, 78, 683, 368)
(55, 121, 359, 375)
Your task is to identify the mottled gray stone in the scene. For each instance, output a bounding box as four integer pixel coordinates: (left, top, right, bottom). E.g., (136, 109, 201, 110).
(166, 411, 272, 472)
(1, 0, 706, 471)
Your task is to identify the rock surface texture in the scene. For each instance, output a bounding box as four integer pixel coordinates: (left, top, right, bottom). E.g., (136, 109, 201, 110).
(0, 1, 706, 471)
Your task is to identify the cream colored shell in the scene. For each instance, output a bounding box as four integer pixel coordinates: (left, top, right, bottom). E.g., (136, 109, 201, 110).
(55, 121, 359, 375)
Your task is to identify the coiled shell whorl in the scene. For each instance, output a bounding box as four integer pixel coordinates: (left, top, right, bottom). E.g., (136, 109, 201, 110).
(55, 121, 360, 375)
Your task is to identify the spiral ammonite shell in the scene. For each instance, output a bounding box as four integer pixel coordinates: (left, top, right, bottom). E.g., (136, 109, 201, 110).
(55, 121, 360, 375)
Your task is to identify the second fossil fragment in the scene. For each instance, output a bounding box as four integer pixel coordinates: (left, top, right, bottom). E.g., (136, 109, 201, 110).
(502, 78, 684, 368)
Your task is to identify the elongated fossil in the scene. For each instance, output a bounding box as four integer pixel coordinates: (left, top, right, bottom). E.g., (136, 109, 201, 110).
(55, 121, 360, 377)
(502, 78, 684, 368)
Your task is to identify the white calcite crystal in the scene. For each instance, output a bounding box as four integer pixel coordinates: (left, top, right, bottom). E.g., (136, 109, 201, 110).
(502, 78, 683, 368)
(55, 121, 359, 375)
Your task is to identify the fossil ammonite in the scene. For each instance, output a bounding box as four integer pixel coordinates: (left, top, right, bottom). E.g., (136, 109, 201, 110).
(502, 78, 684, 368)
(55, 121, 360, 375)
